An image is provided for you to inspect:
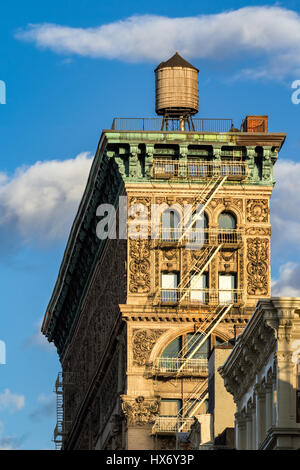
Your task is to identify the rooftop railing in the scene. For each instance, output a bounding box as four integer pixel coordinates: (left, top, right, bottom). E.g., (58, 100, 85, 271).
(152, 159, 248, 181)
(111, 117, 233, 133)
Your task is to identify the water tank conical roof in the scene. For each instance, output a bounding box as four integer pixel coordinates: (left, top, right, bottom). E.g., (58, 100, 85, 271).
(155, 52, 199, 72)
(155, 52, 199, 117)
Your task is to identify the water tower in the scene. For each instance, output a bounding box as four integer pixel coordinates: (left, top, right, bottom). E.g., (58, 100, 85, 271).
(155, 52, 199, 130)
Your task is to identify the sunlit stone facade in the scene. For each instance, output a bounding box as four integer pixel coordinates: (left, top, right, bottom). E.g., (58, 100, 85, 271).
(41, 51, 286, 449)
(220, 298, 300, 450)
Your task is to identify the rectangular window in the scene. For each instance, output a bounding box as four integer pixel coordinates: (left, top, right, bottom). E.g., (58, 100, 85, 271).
(159, 399, 183, 431)
(219, 274, 236, 304)
(161, 272, 178, 303)
(160, 399, 182, 417)
(190, 273, 208, 303)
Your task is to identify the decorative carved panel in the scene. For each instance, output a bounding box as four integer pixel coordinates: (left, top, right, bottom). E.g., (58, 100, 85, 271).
(129, 239, 151, 293)
(219, 250, 237, 272)
(246, 199, 269, 223)
(245, 227, 271, 236)
(211, 197, 243, 211)
(132, 329, 164, 366)
(246, 238, 269, 295)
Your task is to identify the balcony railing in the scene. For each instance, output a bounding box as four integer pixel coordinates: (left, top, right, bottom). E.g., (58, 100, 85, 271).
(152, 159, 248, 181)
(152, 417, 195, 434)
(159, 288, 243, 306)
(111, 118, 233, 133)
(153, 357, 208, 374)
(159, 228, 243, 245)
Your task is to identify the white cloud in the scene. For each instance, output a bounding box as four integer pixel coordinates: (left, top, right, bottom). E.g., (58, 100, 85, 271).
(15, 7, 300, 78)
(271, 159, 300, 248)
(272, 262, 300, 297)
(0, 421, 25, 450)
(29, 394, 56, 421)
(24, 318, 55, 352)
(0, 389, 25, 413)
(0, 152, 93, 250)
(268, 159, 300, 297)
(0, 173, 8, 185)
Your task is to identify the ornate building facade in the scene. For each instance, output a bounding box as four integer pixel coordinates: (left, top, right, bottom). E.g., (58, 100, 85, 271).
(220, 297, 300, 450)
(42, 55, 286, 450)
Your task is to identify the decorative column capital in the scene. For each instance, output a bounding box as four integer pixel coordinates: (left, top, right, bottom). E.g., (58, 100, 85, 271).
(129, 144, 141, 178)
(179, 144, 189, 160)
(246, 146, 256, 159)
(213, 145, 222, 160)
(263, 146, 272, 161)
(121, 395, 160, 427)
(145, 144, 155, 157)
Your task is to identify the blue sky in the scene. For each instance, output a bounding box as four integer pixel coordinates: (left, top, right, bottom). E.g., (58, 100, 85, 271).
(1, 0, 300, 449)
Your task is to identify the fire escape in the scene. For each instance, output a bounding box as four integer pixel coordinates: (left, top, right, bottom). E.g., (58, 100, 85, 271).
(151, 157, 246, 438)
(53, 372, 73, 450)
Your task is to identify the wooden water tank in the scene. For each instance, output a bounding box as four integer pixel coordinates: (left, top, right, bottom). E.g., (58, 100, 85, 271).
(155, 52, 199, 117)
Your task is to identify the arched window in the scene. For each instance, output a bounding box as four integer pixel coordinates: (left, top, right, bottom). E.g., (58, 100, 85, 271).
(218, 212, 237, 243)
(218, 211, 236, 229)
(161, 336, 182, 359)
(188, 212, 208, 244)
(158, 332, 210, 371)
(161, 209, 181, 241)
(186, 333, 209, 359)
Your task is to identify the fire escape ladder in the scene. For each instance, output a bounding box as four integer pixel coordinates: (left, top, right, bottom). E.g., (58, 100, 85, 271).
(53, 372, 64, 450)
(176, 304, 233, 376)
(172, 304, 232, 438)
(177, 175, 227, 244)
(53, 371, 74, 450)
(178, 244, 223, 304)
(179, 379, 208, 417)
(178, 389, 209, 433)
(152, 380, 209, 435)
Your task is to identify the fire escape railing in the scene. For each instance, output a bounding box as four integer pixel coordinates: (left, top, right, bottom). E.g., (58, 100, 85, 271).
(151, 152, 244, 440)
(53, 372, 74, 450)
(159, 228, 243, 245)
(158, 288, 243, 306)
(152, 380, 209, 434)
(153, 357, 208, 374)
(151, 159, 248, 181)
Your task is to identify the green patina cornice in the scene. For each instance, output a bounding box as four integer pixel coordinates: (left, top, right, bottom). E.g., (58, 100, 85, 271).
(103, 130, 285, 186)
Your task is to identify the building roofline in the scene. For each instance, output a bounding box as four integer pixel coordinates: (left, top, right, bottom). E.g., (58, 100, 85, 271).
(41, 132, 108, 335)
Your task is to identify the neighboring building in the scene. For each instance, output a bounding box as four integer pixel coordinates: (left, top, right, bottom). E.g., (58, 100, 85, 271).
(41, 53, 286, 450)
(219, 297, 300, 450)
(188, 344, 235, 449)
